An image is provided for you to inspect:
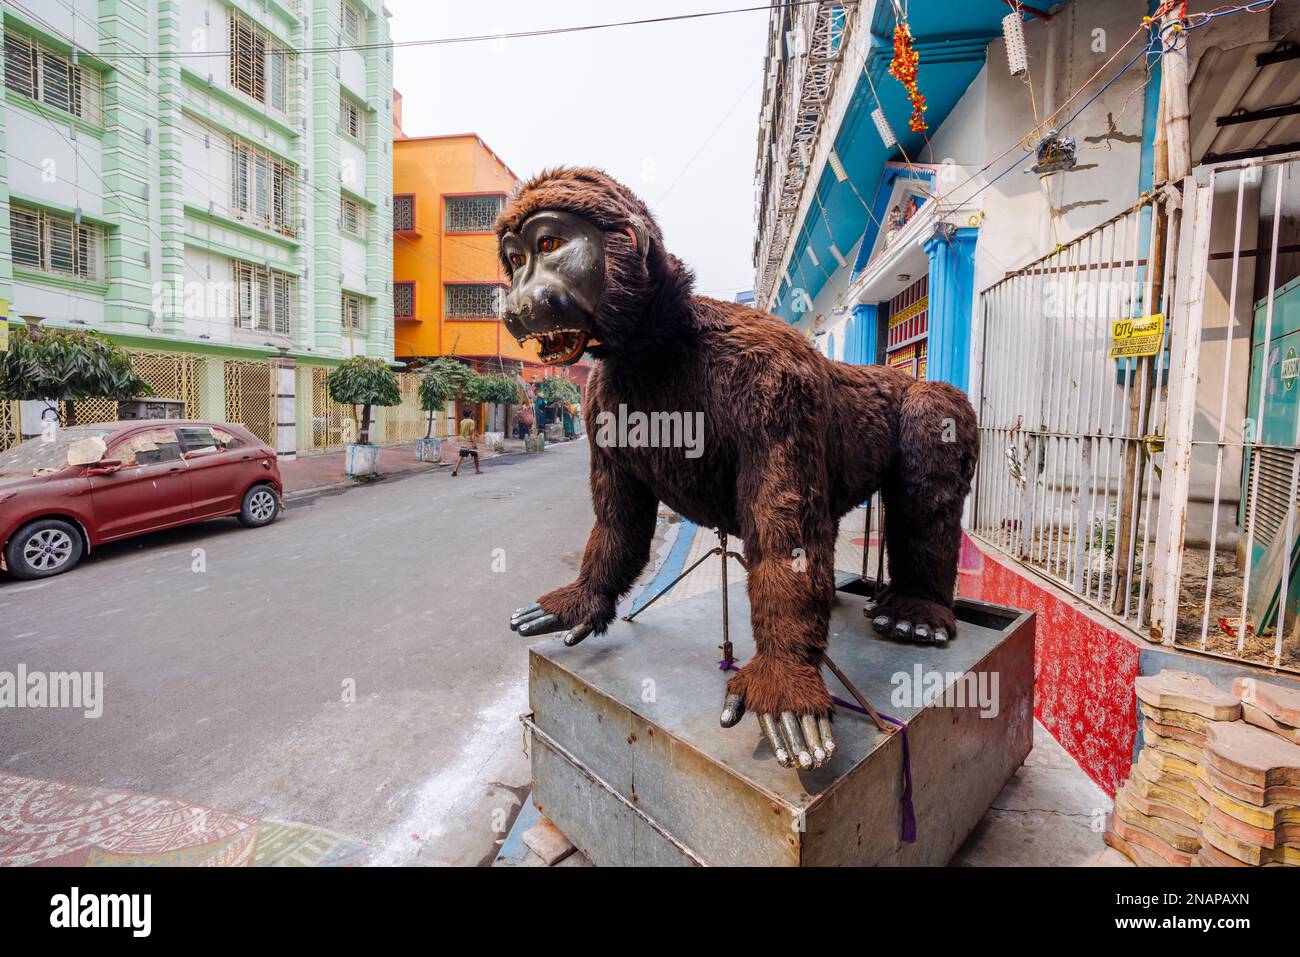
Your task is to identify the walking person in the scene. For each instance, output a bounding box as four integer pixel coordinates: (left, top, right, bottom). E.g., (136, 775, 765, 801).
(450, 408, 481, 476)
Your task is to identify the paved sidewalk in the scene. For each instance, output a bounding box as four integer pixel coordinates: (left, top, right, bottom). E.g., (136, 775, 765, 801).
(279, 437, 535, 498)
(0, 773, 373, 866)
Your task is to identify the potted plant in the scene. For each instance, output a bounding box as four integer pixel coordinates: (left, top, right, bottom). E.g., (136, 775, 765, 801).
(415, 359, 462, 462)
(324, 356, 401, 477)
(473, 373, 518, 447)
(0, 324, 152, 437)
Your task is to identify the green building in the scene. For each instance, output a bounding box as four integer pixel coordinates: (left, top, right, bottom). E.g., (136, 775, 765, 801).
(0, 0, 396, 456)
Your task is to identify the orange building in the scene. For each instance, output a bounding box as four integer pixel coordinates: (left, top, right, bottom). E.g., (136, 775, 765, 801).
(391, 95, 590, 397)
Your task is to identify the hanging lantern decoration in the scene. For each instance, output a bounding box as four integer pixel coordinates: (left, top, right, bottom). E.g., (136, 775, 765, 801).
(888, 22, 927, 134)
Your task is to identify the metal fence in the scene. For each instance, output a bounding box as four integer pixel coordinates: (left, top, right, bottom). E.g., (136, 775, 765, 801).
(972, 154, 1300, 673)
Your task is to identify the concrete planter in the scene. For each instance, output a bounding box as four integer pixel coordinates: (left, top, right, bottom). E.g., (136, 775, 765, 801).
(415, 437, 441, 462)
(525, 433, 546, 453)
(345, 443, 381, 477)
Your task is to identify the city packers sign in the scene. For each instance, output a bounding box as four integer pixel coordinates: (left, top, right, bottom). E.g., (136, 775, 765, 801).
(1108, 312, 1164, 359)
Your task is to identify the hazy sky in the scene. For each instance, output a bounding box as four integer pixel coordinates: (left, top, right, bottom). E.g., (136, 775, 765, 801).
(389, 1, 769, 301)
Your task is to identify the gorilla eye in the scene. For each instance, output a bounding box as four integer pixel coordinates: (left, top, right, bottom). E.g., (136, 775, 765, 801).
(538, 236, 565, 254)
(509, 253, 523, 269)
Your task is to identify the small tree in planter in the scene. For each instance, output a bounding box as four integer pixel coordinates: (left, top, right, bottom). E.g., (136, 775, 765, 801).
(0, 325, 151, 430)
(324, 357, 400, 476)
(415, 360, 459, 462)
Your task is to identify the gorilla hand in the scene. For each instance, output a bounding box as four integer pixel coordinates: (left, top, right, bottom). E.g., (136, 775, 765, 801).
(718, 654, 836, 770)
(509, 583, 614, 647)
(509, 602, 592, 646)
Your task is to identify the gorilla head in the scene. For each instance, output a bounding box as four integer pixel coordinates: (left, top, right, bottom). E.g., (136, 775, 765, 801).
(496, 167, 690, 366)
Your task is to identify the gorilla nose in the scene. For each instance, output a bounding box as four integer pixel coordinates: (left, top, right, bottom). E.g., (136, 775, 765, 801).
(503, 285, 579, 335)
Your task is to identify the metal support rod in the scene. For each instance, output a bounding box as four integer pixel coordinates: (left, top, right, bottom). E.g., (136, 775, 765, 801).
(823, 655, 898, 736)
(624, 528, 746, 671)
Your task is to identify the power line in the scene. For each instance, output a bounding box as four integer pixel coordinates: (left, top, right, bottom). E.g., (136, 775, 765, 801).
(14, 0, 832, 60)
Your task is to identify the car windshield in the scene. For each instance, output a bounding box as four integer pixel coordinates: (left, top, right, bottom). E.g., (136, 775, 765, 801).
(0, 428, 116, 472)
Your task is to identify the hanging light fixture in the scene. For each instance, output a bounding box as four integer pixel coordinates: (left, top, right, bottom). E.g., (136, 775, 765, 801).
(1002, 13, 1029, 77)
(827, 150, 848, 183)
(871, 107, 897, 149)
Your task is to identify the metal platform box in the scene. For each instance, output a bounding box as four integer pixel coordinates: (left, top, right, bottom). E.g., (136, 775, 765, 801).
(525, 583, 1034, 866)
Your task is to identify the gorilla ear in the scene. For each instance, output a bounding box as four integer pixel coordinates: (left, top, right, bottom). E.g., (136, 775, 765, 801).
(623, 218, 652, 265)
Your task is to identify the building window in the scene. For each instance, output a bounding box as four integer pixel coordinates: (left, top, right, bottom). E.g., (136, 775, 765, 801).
(230, 140, 296, 236)
(445, 195, 504, 233)
(340, 196, 366, 236)
(393, 194, 415, 232)
(341, 293, 367, 335)
(446, 284, 502, 319)
(234, 260, 295, 337)
(3, 30, 101, 123)
(341, 0, 365, 45)
(339, 96, 364, 141)
(394, 281, 414, 318)
(229, 9, 292, 113)
(10, 204, 103, 282)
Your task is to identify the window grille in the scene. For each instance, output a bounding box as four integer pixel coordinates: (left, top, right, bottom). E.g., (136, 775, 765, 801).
(445, 195, 504, 233)
(341, 293, 367, 334)
(340, 196, 365, 236)
(9, 204, 103, 281)
(228, 10, 292, 114)
(3, 30, 101, 123)
(394, 281, 414, 318)
(393, 195, 415, 232)
(339, 96, 364, 141)
(446, 284, 502, 319)
(341, 1, 364, 45)
(230, 140, 296, 236)
(233, 260, 295, 337)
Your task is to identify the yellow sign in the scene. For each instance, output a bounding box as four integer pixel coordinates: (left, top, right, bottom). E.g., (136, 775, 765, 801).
(0, 299, 8, 354)
(1109, 312, 1164, 359)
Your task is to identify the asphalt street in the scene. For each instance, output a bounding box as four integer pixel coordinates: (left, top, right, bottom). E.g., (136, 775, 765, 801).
(0, 438, 599, 865)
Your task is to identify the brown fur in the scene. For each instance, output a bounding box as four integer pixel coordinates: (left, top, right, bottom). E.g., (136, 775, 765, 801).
(497, 168, 979, 718)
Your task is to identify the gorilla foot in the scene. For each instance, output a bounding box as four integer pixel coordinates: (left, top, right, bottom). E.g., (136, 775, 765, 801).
(510, 602, 592, 646)
(865, 593, 956, 646)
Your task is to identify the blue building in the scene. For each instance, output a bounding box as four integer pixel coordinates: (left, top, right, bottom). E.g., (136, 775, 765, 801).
(750, 0, 1165, 397)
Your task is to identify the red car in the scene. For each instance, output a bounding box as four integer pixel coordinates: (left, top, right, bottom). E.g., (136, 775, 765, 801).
(0, 420, 282, 580)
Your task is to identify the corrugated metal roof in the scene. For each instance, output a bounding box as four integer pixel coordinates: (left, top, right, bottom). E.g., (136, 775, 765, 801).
(1190, 34, 1300, 165)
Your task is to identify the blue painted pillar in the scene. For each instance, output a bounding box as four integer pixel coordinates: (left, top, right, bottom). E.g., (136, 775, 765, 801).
(847, 303, 878, 365)
(922, 227, 978, 393)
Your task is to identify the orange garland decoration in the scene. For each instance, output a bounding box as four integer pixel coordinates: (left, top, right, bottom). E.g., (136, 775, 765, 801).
(888, 22, 927, 134)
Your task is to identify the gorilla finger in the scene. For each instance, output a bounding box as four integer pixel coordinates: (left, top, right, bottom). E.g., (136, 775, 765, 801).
(758, 714, 792, 767)
(913, 623, 932, 644)
(779, 711, 813, 770)
(872, 615, 894, 636)
(892, 619, 914, 641)
(933, 627, 951, 647)
(510, 602, 542, 624)
(562, 623, 592, 647)
(817, 716, 836, 758)
(719, 692, 745, 728)
(518, 614, 563, 637)
(799, 714, 827, 767)
(511, 607, 548, 631)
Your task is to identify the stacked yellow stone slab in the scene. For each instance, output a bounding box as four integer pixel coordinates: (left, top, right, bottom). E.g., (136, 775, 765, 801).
(1192, 679, 1300, 867)
(1105, 671, 1240, 866)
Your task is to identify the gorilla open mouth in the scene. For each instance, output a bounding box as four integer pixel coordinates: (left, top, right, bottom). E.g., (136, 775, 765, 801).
(527, 328, 591, 365)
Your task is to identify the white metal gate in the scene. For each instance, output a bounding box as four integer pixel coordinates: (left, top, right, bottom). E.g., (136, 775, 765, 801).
(973, 155, 1300, 672)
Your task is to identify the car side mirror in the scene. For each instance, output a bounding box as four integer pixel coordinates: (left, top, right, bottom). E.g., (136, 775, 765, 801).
(85, 459, 123, 476)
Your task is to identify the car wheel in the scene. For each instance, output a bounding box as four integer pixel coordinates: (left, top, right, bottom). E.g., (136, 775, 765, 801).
(238, 484, 281, 528)
(4, 519, 84, 580)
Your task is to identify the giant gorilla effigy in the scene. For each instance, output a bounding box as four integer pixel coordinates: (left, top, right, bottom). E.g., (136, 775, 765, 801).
(501, 168, 978, 772)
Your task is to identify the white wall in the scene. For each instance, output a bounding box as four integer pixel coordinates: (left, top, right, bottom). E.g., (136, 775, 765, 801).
(11, 281, 105, 326)
(178, 249, 234, 342)
(179, 114, 229, 214)
(340, 49, 367, 100)
(6, 111, 104, 218)
(339, 138, 366, 196)
(341, 235, 366, 290)
(41, 0, 100, 55)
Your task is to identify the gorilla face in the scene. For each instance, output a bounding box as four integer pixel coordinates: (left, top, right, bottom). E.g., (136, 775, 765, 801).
(500, 210, 606, 365)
